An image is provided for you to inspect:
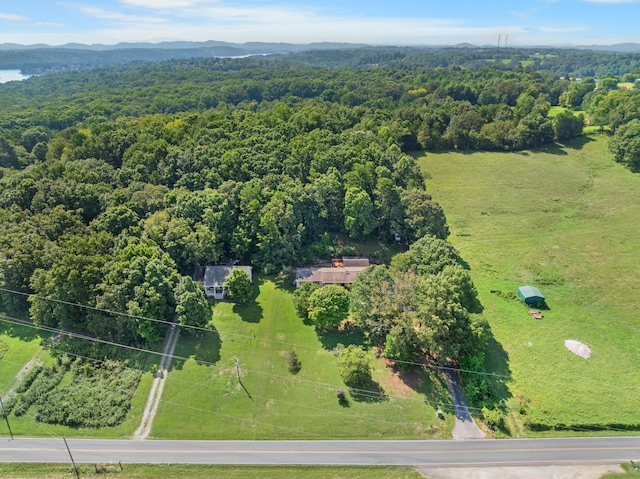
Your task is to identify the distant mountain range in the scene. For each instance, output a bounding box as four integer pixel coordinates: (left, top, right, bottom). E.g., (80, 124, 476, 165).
(1, 40, 639, 53)
(0, 40, 367, 54)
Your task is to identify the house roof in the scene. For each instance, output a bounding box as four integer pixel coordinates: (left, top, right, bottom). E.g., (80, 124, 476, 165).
(296, 266, 368, 285)
(204, 265, 252, 287)
(342, 257, 370, 267)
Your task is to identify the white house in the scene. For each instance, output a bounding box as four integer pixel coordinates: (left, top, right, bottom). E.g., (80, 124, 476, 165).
(203, 265, 253, 300)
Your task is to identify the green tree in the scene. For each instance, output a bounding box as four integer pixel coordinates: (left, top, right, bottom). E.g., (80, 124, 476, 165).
(308, 284, 350, 330)
(553, 110, 584, 141)
(343, 187, 376, 240)
(609, 119, 640, 171)
(174, 276, 211, 328)
(222, 268, 252, 302)
(337, 345, 371, 388)
(292, 281, 320, 319)
(401, 189, 449, 241)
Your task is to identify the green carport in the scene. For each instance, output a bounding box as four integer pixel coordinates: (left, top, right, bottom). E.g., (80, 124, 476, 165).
(517, 285, 545, 305)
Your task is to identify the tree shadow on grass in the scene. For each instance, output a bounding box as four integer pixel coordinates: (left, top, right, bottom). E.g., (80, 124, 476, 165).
(348, 378, 388, 403)
(558, 135, 595, 150)
(231, 278, 264, 324)
(170, 327, 222, 371)
(316, 327, 367, 352)
(531, 143, 568, 156)
(0, 314, 42, 343)
(381, 357, 454, 413)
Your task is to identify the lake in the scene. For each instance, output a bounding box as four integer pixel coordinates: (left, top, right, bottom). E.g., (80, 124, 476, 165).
(0, 69, 32, 83)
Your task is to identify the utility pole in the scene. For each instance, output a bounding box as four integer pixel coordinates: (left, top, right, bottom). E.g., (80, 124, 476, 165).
(63, 436, 80, 479)
(0, 397, 13, 440)
(233, 356, 240, 381)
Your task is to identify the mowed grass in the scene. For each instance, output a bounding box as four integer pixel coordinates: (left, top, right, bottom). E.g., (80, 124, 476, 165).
(0, 463, 425, 479)
(0, 322, 156, 439)
(152, 278, 453, 440)
(417, 135, 640, 434)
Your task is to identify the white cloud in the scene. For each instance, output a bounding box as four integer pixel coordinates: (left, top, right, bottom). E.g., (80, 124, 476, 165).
(0, 12, 28, 21)
(35, 22, 65, 28)
(120, 0, 218, 9)
(78, 5, 167, 23)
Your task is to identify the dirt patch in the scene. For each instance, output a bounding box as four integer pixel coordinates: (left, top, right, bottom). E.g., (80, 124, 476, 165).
(377, 357, 425, 397)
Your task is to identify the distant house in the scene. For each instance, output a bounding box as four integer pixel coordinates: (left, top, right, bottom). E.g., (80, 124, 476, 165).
(295, 258, 369, 288)
(517, 285, 545, 306)
(203, 265, 253, 300)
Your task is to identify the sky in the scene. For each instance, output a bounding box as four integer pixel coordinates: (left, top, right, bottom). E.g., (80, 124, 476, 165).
(1, 0, 639, 47)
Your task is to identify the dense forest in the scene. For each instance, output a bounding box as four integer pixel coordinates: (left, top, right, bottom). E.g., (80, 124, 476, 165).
(1, 47, 639, 363)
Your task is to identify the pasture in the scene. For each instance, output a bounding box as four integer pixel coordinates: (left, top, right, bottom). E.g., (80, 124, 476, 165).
(417, 135, 640, 434)
(151, 279, 453, 440)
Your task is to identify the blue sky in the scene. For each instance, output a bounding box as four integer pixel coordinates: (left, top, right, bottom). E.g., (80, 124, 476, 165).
(1, 0, 639, 46)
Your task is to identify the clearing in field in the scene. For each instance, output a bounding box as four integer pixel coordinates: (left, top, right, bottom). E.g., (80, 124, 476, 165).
(417, 134, 640, 435)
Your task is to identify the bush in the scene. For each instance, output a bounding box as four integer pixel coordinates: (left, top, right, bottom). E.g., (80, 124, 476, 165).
(337, 345, 371, 388)
(482, 406, 505, 430)
(285, 350, 301, 374)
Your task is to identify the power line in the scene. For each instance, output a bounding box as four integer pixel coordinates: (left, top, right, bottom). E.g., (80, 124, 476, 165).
(0, 285, 510, 379)
(0, 313, 482, 417)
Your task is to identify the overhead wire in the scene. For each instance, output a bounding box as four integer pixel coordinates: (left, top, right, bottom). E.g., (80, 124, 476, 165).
(0, 285, 510, 379)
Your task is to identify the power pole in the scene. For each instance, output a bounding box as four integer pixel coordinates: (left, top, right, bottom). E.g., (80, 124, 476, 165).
(63, 436, 80, 479)
(0, 397, 13, 440)
(233, 356, 240, 381)
(497, 34, 501, 48)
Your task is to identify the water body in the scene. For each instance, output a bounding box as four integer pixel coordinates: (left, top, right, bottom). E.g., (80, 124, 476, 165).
(0, 69, 32, 83)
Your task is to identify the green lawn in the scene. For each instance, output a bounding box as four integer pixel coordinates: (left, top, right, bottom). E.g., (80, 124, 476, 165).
(152, 278, 453, 440)
(417, 135, 640, 435)
(0, 463, 425, 479)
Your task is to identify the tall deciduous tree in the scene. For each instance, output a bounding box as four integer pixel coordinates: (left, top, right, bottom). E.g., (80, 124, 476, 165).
(343, 187, 376, 240)
(175, 276, 211, 327)
(609, 119, 640, 172)
(222, 268, 252, 303)
(308, 284, 350, 330)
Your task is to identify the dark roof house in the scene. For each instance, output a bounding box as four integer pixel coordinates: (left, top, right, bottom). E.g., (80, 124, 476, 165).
(203, 265, 253, 300)
(517, 285, 545, 306)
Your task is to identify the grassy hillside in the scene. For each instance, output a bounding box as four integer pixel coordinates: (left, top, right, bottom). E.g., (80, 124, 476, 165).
(418, 135, 640, 435)
(152, 279, 454, 440)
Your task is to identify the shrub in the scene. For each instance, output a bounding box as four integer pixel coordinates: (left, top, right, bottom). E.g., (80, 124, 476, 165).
(337, 345, 371, 388)
(285, 350, 301, 374)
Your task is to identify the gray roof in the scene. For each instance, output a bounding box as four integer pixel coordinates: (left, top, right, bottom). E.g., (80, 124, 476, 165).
(296, 266, 368, 285)
(342, 257, 370, 267)
(204, 266, 253, 288)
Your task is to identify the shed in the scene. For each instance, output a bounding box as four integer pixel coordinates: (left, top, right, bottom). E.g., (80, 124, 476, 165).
(517, 285, 545, 306)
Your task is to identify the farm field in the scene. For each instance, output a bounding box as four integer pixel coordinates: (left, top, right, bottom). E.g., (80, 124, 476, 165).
(417, 134, 640, 435)
(151, 279, 454, 440)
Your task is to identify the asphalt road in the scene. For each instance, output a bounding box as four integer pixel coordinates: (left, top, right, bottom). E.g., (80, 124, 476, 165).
(0, 437, 638, 467)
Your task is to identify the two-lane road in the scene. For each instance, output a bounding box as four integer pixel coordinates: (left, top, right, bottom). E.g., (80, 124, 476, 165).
(0, 437, 638, 467)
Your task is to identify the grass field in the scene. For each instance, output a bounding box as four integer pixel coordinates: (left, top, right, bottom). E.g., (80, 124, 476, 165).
(0, 463, 425, 479)
(417, 134, 640, 435)
(151, 278, 453, 440)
